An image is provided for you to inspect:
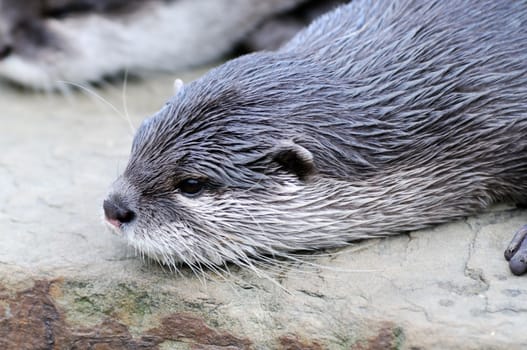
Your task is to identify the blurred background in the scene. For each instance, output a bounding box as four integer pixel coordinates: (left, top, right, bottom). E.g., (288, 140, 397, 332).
(0, 0, 346, 90)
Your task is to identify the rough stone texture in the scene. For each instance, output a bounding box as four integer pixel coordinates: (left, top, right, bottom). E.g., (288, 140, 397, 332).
(1, 69, 526, 349)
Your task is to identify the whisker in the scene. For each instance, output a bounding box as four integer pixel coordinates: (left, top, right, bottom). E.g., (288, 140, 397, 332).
(57, 80, 133, 129)
(120, 69, 136, 133)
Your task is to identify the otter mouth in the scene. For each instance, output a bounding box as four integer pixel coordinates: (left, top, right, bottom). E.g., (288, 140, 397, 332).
(105, 217, 122, 230)
(104, 219, 122, 236)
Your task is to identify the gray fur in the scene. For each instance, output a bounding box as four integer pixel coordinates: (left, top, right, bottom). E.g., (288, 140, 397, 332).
(106, 0, 527, 269)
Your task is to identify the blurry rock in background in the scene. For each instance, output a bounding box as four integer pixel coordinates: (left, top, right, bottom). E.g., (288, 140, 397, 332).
(240, 0, 347, 52)
(0, 0, 347, 90)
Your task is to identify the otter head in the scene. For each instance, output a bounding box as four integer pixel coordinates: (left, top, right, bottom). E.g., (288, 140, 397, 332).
(102, 54, 343, 269)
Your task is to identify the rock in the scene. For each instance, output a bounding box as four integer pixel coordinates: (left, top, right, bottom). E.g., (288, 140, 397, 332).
(0, 70, 526, 349)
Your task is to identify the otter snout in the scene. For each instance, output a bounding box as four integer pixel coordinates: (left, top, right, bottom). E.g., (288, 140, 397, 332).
(103, 196, 136, 229)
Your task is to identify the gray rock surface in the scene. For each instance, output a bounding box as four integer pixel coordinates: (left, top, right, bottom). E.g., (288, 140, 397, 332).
(0, 70, 526, 349)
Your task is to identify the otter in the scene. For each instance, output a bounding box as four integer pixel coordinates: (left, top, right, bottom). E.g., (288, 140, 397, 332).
(103, 0, 527, 276)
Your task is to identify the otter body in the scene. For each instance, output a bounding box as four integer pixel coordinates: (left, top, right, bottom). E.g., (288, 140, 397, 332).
(104, 0, 527, 274)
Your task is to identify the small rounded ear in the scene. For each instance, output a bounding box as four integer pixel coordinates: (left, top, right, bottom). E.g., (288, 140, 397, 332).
(272, 140, 315, 180)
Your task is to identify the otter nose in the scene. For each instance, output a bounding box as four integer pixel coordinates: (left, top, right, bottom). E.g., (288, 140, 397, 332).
(103, 198, 135, 228)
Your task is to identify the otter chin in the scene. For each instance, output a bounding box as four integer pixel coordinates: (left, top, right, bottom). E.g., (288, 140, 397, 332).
(104, 0, 527, 275)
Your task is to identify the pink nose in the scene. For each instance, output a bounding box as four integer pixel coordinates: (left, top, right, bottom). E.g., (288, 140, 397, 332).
(103, 198, 135, 228)
(107, 218, 122, 229)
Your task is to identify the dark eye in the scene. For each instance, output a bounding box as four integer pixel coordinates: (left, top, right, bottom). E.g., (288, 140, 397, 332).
(178, 178, 205, 197)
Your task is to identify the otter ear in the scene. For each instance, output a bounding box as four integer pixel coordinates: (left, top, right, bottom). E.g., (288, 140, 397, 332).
(271, 141, 315, 180)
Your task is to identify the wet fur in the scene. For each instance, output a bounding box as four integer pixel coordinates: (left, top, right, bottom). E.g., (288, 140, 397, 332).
(107, 0, 527, 269)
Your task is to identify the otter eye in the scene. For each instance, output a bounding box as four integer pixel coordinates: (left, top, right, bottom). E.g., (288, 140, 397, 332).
(178, 178, 205, 197)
